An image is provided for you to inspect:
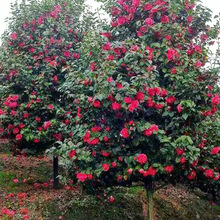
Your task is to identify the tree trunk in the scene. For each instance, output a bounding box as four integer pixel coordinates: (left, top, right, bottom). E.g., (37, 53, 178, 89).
(53, 156, 59, 189)
(146, 189, 154, 220)
(144, 180, 154, 220)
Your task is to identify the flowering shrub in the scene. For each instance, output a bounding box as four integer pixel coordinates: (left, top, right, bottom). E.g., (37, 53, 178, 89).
(57, 0, 220, 219)
(0, 0, 94, 153)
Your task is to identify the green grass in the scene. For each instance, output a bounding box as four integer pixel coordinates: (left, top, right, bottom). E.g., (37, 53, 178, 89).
(0, 171, 21, 192)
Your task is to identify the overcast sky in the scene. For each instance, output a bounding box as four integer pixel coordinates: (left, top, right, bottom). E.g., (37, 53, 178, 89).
(0, 0, 219, 36)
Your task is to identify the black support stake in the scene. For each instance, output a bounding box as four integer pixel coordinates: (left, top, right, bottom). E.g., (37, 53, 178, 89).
(53, 156, 59, 189)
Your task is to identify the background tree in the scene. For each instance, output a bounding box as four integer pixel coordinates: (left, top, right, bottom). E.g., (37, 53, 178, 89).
(0, 0, 101, 188)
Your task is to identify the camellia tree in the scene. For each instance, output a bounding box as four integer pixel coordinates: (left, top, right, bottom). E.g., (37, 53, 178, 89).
(0, 0, 101, 188)
(56, 0, 220, 219)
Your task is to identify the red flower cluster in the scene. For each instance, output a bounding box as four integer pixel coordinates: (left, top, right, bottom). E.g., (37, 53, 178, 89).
(143, 124, 159, 137)
(166, 49, 179, 61)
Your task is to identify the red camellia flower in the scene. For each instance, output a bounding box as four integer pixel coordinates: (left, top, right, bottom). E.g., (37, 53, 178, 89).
(36, 98, 41, 103)
(29, 48, 35, 53)
(194, 60, 202, 68)
(136, 91, 145, 101)
(201, 34, 208, 42)
(63, 51, 71, 57)
(90, 62, 96, 71)
(180, 156, 186, 164)
(101, 150, 111, 157)
(205, 169, 214, 178)
(73, 53, 80, 59)
(143, 124, 158, 137)
(1, 208, 15, 217)
(127, 168, 133, 175)
(53, 75, 58, 82)
(151, 124, 159, 132)
(34, 139, 40, 143)
(188, 170, 196, 180)
(0, 108, 5, 115)
(128, 100, 139, 112)
(177, 104, 182, 113)
(124, 97, 132, 104)
(211, 95, 220, 105)
(36, 117, 41, 122)
(69, 150, 76, 159)
(83, 130, 90, 143)
(109, 196, 115, 203)
(10, 32, 17, 40)
(145, 18, 154, 26)
(89, 138, 99, 145)
(160, 89, 168, 97)
(165, 35, 171, 40)
(112, 102, 121, 110)
(42, 183, 48, 188)
(102, 163, 110, 172)
(102, 42, 111, 51)
(166, 96, 176, 104)
(147, 88, 155, 97)
(120, 128, 129, 138)
(87, 174, 93, 180)
(77, 173, 87, 182)
(43, 121, 51, 130)
(48, 104, 54, 110)
(132, 0, 140, 7)
(166, 49, 178, 60)
(187, 49, 194, 56)
(13, 179, 19, 183)
(117, 16, 127, 25)
(93, 100, 101, 108)
(176, 148, 184, 155)
(137, 154, 148, 164)
(194, 45, 201, 53)
(164, 166, 174, 173)
(143, 128, 153, 137)
(171, 67, 176, 74)
(143, 167, 156, 176)
(144, 3, 152, 11)
(13, 128, 19, 134)
(187, 15, 193, 23)
(16, 134, 22, 141)
(211, 146, 220, 155)
(111, 161, 117, 168)
(161, 15, 169, 23)
(91, 126, 101, 132)
(103, 136, 109, 142)
(107, 55, 114, 61)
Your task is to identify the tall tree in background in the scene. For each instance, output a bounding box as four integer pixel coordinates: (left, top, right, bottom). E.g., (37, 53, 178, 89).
(0, 0, 101, 188)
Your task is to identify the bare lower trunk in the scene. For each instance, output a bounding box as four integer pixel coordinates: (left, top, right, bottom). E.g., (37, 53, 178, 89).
(144, 180, 154, 220)
(146, 189, 154, 220)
